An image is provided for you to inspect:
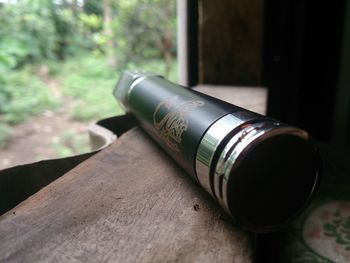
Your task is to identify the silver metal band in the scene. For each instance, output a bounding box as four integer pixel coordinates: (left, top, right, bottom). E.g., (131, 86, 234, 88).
(195, 112, 256, 196)
(216, 123, 309, 214)
(196, 115, 312, 218)
(125, 76, 148, 110)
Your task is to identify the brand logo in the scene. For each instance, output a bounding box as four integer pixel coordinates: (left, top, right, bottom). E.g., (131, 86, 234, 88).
(153, 96, 204, 152)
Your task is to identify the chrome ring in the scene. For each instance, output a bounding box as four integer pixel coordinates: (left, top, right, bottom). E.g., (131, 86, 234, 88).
(217, 123, 310, 218)
(195, 112, 256, 196)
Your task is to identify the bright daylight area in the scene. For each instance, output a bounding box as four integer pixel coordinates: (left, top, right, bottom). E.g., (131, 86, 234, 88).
(0, 0, 177, 169)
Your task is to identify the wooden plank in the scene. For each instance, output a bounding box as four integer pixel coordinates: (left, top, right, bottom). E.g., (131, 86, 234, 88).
(195, 86, 267, 115)
(198, 0, 262, 85)
(0, 128, 253, 262)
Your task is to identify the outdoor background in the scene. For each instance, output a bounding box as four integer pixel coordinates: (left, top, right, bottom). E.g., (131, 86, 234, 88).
(0, 0, 177, 169)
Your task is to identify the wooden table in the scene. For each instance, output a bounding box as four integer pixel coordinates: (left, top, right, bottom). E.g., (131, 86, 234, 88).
(0, 127, 253, 262)
(0, 86, 265, 262)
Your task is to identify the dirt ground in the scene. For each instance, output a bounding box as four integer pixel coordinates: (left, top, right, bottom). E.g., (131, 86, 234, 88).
(0, 70, 95, 171)
(0, 110, 90, 170)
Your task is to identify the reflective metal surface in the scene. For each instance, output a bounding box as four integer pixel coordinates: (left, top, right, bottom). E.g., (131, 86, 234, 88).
(195, 113, 254, 195)
(114, 71, 159, 110)
(196, 115, 320, 232)
(114, 71, 322, 233)
(216, 123, 308, 211)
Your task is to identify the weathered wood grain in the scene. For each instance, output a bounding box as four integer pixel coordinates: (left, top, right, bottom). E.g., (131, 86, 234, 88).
(195, 86, 267, 115)
(198, 0, 263, 85)
(0, 128, 253, 263)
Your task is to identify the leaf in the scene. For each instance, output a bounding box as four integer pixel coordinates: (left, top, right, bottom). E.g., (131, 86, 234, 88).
(342, 217, 350, 229)
(336, 237, 349, 245)
(324, 223, 337, 232)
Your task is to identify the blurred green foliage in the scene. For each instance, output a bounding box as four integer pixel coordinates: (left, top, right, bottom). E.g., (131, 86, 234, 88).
(50, 129, 90, 157)
(0, 0, 176, 69)
(57, 54, 177, 122)
(113, 0, 176, 66)
(0, 123, 12, 148)
(58, 54, 122, 121)
(0, 0, 177, 150)
(0, 0, 57, 68)
(0, 68, 57, 124)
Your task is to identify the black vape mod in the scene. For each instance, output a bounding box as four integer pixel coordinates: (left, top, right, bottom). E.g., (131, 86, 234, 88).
(114, 71, 320, 233)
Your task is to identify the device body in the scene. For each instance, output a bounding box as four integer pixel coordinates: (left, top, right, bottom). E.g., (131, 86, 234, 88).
(114, 72, 321, 233)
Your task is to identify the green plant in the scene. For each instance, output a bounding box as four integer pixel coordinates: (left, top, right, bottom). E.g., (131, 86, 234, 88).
(51, 130, 90, 157)
(56, 55, 122, 121)
(0, 0, 177, 126)
(0, 123, 12, 149)
(0, 67, 58, 124)
(112, 0, 177, 77)
(56, 54, 177, 122)
(0, 0, 58, 68)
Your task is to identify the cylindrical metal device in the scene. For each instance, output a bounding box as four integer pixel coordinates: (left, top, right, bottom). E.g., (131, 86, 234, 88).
(114, 71, 321, 233)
